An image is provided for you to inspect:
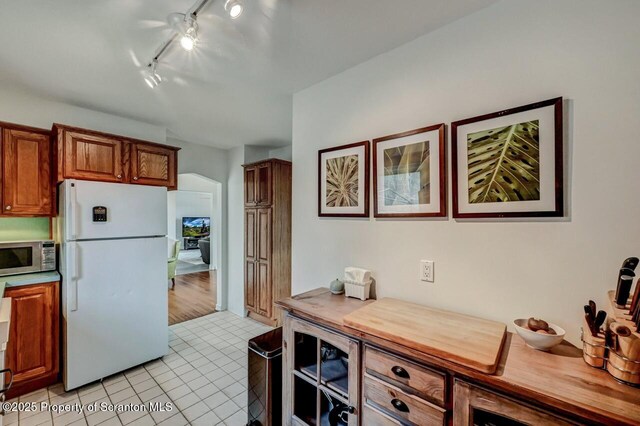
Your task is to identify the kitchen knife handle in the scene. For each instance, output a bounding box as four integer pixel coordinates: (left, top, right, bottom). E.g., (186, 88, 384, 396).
(391, 366, 410, 379)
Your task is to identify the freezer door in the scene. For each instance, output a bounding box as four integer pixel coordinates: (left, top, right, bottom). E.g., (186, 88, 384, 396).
(62, 180, 167, 241)
(63, 237, 168, 390)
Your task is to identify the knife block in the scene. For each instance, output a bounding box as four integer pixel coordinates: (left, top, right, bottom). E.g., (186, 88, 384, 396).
(581, 316, 606, 368)
(605, 291, 640, 385)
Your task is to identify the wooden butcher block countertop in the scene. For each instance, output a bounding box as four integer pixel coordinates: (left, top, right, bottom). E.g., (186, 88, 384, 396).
(343, 297, 506, 374)
(276, 288, 640, 426)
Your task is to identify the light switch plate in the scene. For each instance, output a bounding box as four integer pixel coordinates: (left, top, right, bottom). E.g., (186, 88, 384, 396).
(420, 260, 434, 282)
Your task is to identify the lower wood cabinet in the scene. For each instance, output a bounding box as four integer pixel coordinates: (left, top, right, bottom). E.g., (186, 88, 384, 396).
(453, 380, 576, 426)
(283, 314, 584, 426)
(283, 316, 359, 425)
(4, 282, 60, 398)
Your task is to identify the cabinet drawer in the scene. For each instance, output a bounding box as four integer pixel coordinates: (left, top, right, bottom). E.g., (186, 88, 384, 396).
(362, 404, 402, 425)
(365, 345, 445, 406)
(364, 374, 446, 426)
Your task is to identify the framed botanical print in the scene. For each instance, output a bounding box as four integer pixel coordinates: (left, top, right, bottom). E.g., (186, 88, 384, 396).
(373, 123, 446, 217)
(452, 97, 563, 218)
(318, 141, 370, 217)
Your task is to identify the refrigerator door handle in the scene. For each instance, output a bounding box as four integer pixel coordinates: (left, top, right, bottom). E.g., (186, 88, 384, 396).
(69, 182, 79, 240)
(69, 243, 79, 312)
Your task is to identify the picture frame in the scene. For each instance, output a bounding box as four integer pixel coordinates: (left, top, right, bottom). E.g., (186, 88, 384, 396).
(373, 123, 446, 218)
(451, 97, 563, 218)
(318, 141, 370, 217)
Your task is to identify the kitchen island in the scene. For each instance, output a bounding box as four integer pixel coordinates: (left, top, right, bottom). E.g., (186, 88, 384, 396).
(276, 288, 640, 426)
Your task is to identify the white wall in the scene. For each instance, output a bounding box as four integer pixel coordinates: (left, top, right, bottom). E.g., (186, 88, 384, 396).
(227, 147, 246, 316)
(291, 0, 640, 344)
(269, 145, 293, 161)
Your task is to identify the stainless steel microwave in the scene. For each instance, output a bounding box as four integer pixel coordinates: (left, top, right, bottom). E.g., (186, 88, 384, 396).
(0, 240, 56, 277)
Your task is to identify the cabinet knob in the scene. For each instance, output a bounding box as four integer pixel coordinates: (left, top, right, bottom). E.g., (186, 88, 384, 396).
(391, 365, 410, 379)
(391, 398, 410, 413)
(347, 406, 356, 414)
(133, 177, 138, 181)
(117, 174, 122, 179)
(4, 205, 11, 211)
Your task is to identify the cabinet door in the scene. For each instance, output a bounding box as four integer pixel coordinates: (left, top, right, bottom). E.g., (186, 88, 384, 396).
(283, 315, 360, 426)
(245, 209, 257, 312)
(453, 380, 576, 426)
(244, 166, 257, 206)
(256, 208, 272, 316)
(63, 130, 124, 182)
(130, 143, 177, 189)
(256, 163, 272, 205)
(5, 282, 59, 397)
(2, 129, 52, 216)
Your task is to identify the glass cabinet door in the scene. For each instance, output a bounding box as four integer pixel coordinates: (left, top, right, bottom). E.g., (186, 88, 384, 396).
(283, 315, 359, 426)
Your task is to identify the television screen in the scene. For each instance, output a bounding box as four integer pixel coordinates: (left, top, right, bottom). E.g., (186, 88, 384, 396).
(182, 217, 210, 238)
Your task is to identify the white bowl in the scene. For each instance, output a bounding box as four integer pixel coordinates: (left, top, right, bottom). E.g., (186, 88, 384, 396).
(513, 319, 565, 351)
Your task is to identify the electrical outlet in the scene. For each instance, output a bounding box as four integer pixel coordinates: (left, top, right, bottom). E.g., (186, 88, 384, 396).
(420, 260, 434, 282)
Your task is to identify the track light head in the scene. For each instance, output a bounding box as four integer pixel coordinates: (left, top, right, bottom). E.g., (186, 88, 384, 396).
(224, 0, 243, 19)
(179, 16, 198, 51)
(143, 61, 162, 88)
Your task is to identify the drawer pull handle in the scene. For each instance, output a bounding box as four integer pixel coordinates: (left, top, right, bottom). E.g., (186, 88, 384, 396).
(391, 366, 410, 379)
(391, 398, 410, 413)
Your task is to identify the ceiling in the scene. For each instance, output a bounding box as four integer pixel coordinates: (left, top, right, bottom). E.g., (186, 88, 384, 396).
(0, 0, 498, 149)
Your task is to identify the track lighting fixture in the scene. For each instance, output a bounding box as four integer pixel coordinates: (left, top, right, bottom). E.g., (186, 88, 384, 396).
(179, 17, 198, 51)
(224, 0, 243, 19)
(143, 60, 162, 88)
(142, 0, 245, 88)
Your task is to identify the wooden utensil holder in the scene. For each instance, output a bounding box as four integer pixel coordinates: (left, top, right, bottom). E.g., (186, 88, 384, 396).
(581, 316, 606, 368)
(604, 290, 640, 386)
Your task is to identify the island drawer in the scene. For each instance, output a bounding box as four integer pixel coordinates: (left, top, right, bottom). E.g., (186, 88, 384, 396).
(364, 345, 446, 406)
(364, 374, 446, 426)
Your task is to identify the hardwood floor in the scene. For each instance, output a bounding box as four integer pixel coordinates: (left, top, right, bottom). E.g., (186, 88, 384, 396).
(169, 270, 217, 326)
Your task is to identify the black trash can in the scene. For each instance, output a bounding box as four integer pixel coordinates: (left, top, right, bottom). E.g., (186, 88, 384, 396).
(247, 327, 282, 426)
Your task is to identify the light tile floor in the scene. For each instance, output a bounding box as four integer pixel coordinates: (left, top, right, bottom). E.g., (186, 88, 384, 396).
(5, 311, 272, 426)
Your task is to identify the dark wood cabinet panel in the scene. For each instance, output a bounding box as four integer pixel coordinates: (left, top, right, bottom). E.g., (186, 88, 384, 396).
(256, 164, 272, 205)
(244, 167, 257, 206)
(245, 209, 257, 313)
(257, 262, 271, 316)
(60, 129, 124, 183)
(245, 260, 257, 312)
(130, 143, 177, 189)
(2, 128, 52, 216)
(243, 159, 291, 326)
(5, 282, 60, 399)
(257, 208, 271, 263)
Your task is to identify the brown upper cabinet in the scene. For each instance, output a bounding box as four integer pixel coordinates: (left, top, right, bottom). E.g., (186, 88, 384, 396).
(244, 162, 272, 206)
(130, 142, 177, 188)
(0, 123, 53, 217)
(53, 124, 179, 190)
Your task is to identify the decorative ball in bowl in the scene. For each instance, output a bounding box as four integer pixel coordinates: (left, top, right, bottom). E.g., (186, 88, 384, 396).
(513, 318, 565, 351)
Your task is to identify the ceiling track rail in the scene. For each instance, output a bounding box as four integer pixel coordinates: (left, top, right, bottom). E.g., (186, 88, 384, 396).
(147, 0, 212, 66)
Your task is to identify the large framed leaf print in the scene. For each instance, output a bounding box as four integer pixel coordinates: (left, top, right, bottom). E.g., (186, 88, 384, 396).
(452, 97, 563, 218)
(373, 123, 446, 217)
(318, 141, 370, 217)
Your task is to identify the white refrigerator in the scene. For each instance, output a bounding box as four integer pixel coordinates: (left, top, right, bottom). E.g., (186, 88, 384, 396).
(57, 180, 169, 390)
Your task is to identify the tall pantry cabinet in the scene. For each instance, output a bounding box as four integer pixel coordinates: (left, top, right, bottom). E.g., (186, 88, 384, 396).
(243, 159, 292, 326)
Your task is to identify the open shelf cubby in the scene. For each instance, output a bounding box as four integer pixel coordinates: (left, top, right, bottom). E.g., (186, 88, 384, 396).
(292, 331, 352, 425)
